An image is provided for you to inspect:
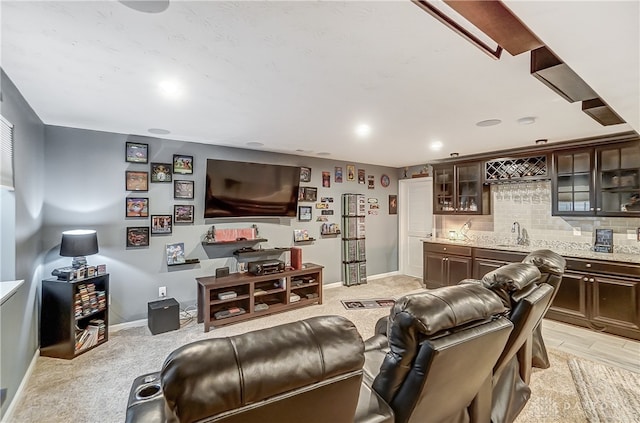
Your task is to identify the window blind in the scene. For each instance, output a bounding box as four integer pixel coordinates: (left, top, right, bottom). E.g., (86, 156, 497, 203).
(1, 115, 14, 190)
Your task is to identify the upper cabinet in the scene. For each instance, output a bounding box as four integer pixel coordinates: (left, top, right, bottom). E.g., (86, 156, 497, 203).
(433, 162, 490, 215)
(552, 141, 640, 217)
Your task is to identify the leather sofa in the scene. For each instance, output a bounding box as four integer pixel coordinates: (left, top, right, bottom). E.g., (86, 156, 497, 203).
(521, 249, 567, 369)
(362, 283, 514, 423)
(125, 315, 393, 423)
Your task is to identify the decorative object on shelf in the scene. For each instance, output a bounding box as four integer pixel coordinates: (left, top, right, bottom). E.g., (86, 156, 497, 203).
(347, 164, 356, 181)
(126, 227, 150, 247)
(322, 171, 330, 188)
(172, 154, 193, 174)
(150, 163, 172, 182)
(294, 229, 310, 242)
(335, 167, 343, 183)
(97, 264, 107, 275)
(389, 195, 397, 215)
(151, 215, 172, 235)
(594, 228, 613, 253)
(320, 223, 340, 235)
(298, 187, 317, 202)
(203, 226, 260, 243)
(125, 142, 148, 163)
(380, 174, 390, 188)
(298, 206, 312, 221)
(59, 229, 99, 269)
(126, 197, 149, 217)
(300, 166, 311, 182)
(358, 169, 365, 184)
(174, 180, 194, 199)
(316, 216, 328, 222)
(174, 205, 194, 223)
(126, 171, 148, 191)
(166, 242, 186, 265)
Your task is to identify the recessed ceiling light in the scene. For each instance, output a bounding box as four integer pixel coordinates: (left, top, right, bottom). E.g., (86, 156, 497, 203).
(476, 119, 502, 127)
(354, 124, 371, 138)
(119, 1, 169, 13)
(317, 152, 331, 156)
(450, 153, 459, 157)
(246, 142, 264, 147)
(517, 116, 536, 125)
(430, 141, 443, 151)
(148, 128, 170, 135)
(535, 139, 548, 145)
(158, 79, 183, 99)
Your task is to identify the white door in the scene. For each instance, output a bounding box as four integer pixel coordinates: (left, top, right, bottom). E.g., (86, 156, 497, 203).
(399, 178, 433, 279)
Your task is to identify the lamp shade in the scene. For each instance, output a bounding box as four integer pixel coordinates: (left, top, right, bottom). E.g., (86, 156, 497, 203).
(60, 230, 99, 257)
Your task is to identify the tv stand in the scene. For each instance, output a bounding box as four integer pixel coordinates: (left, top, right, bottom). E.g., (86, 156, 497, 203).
(196, 264, 323, 332)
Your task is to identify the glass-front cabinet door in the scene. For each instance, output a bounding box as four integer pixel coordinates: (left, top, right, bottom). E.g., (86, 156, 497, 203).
(553, 150, 594, 216)
(597, 142, 640, 216)
(456, 163, 482, 213)
(433, 163, 487, 215)
(433, 166, 454, 213)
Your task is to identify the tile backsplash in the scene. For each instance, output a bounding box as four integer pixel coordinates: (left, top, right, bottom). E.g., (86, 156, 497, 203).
(435, 181, 640, 254)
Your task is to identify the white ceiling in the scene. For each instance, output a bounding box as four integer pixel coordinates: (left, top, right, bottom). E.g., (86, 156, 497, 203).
(1, 0, 638, 167)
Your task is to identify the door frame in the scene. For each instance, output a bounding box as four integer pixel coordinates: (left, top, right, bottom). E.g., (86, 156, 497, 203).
(398, 177, 433, 276)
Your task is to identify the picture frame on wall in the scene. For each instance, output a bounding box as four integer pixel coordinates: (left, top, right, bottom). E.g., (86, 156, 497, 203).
(125, 142, 148, 164)
(151, 163, 172, 182)
(299, 187, 317, 202)
(173, 154, 193, 174)
(358, 169, 366, 184)
(346, 165, 355, 181)
(335, 167, 343, 183)
(126, 227, 150, 247)
(125, 197, 149, 217)
(298, 206, 312, 221)
(389, 195, 398, 215)
(322, 171, 330, 188)
(151, 215, 173, 234)
(174, 180, 194, 199)
(126, 171, 148, 191)
(300, 166, 311, 182)
(174, 205, 194, 223)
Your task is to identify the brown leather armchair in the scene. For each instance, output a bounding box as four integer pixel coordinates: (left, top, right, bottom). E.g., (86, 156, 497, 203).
(521, 249, 567, 369)
(362, 283, 513, 423)
(125, 315, 393, 423)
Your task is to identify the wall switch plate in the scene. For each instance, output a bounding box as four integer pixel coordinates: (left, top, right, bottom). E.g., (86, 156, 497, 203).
(573, 227, 581, 236)
(159, 286, 167, 297)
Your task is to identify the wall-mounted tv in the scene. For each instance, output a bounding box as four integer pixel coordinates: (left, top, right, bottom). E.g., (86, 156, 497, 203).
(205, 159, 301, 218)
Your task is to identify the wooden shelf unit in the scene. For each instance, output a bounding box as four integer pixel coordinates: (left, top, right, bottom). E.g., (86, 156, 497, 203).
(40, 274, 109, 359)
(196, 264, 323, 332)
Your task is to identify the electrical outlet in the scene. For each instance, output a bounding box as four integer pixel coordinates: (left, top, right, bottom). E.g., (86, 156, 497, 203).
(573, 227, 581, 236)
(159, 286, 167, 298)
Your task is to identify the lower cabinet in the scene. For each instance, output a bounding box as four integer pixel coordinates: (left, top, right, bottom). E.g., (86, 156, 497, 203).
(472, 249, 527, 279)
(423, 243, 472, 288)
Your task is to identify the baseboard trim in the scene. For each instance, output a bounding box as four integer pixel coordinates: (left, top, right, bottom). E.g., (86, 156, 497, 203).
(1, 349, 39, 423)
(326, 271, 401, 289)
(110, 318, 148, 332)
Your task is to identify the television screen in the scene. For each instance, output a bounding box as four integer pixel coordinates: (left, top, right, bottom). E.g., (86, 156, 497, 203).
(205, 159, 301, 218)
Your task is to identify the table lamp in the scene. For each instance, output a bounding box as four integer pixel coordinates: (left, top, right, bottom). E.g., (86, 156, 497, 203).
(60, 229, 99, 268)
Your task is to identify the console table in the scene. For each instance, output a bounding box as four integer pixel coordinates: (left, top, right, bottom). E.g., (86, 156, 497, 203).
(196, 264, 323, 332)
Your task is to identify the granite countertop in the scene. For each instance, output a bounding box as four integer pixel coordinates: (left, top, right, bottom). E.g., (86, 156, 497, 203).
(422, 237, 640, 265)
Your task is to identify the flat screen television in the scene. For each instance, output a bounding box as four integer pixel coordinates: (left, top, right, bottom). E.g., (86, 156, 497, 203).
(205, 159, 301, 218)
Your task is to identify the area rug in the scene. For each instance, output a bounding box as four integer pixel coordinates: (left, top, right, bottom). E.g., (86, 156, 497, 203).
(568, 356, 640, 422)
(341, 298, 395, 309)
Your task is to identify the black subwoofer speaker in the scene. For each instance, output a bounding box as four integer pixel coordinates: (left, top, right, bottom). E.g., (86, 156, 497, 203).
(148, 298, 179, 335)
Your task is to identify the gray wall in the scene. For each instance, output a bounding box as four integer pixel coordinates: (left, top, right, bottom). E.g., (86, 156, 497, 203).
(0, 70, 45, 418)
(42, 126, 399, 324)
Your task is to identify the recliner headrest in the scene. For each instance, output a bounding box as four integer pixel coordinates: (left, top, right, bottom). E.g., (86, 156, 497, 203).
(160, 315, 364, 423)
(481, 263, 541, 308)
(390, 283, 506, 336)
(522, 249, 566, 276)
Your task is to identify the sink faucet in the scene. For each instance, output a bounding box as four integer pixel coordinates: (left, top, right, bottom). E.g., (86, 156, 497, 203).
(511, 221, 524, 245)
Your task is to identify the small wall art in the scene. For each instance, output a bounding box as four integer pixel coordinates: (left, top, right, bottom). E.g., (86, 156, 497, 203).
(151, 163, 172, 182)
(368, 175, 375, 189)
(347, 165, 355, 181)
(174, 180, 194, 199)
(174, 205, 194, 223)
(126, 197, 149, 217)
(381, 174, 390, 188)
(358, 169, 366, 184)
(299, 187, 317, 202)
(389, 195, 398, 215)
(322, 171, 330, 188)
(126, 171, 148, 191)
(151, 215, 173, 234)
(335, 167, 343, 183)
(173, 154, 193, 174)
(125, 142, 148, 163)
(126, 227, 150, 247)
(298, 206, 312, 221)
(166, 242, 186, 265)
(300, 166, 311, 182)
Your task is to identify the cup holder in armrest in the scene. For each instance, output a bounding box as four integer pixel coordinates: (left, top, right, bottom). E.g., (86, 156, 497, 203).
(135, 383, 162, 400)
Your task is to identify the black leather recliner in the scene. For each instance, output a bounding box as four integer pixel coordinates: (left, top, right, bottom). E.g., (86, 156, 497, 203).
(125, 315, 392, 423)
(521, 249, 567, 369)
(472, 262, 554, 423)
(362, 283, 514, 423)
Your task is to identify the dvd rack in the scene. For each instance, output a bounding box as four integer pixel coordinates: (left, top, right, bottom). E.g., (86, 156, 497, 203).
(341, 194, 367, 286)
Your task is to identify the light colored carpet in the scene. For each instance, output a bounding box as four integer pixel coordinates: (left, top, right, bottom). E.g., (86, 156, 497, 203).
(7, 275, 635, 422)
(568, 357, 640, 422)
